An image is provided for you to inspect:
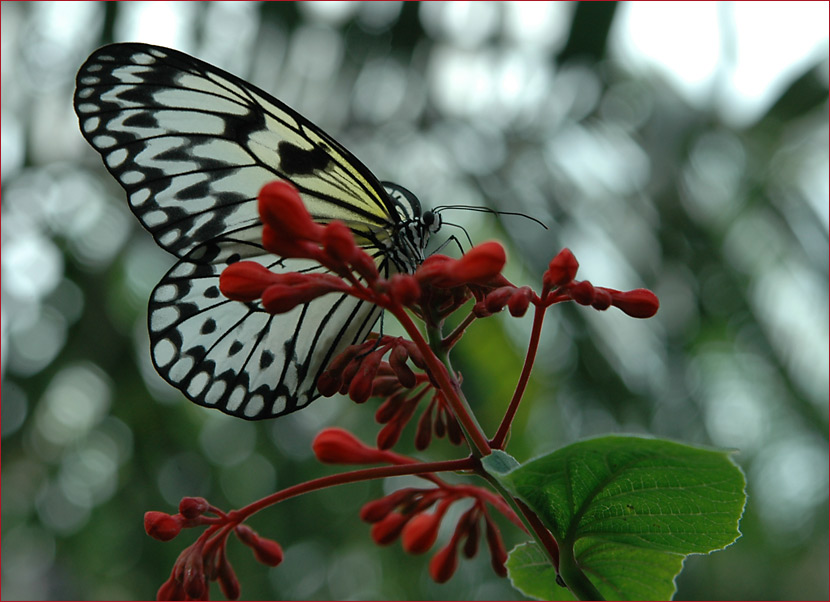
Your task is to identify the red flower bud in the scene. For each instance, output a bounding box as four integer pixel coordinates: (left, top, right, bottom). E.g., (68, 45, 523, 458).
(484, 514, 508, 577)
(261, 223, 324, 259)
(452, 241, 506, 284)
(182, 552, 206, 599)
(429, 539, 459, 583)
(322, 221, 359, 265)
(402, 510, 443, 555)
(370, 512, 410, 545)
(507, 286, 533, 317)
(219, 261, 279, 302)
(569, 280, 595, 305)
(414, 402, 434, 451)
(348, 349, 385, 403)
(349, 250, 381, 283)
(360, 488, 416, 523)
(611, 288, 660, 318)
(251, 536, 284, 567)
(417, 244, 506, 288)
(144, 511, 183, 541)
(388, 274, 421, 306)
(235, 524, 284, 566)
(484, 286, 516, 313)
(258, 181, 324, 242)
(216, 554, 241, 600)
(591, 287, 613, 310)
(371, 373, 404, 397)
(261, 275, 348, 314)
(179, 497, 210, 519)
(401, 340, 427, 370)
(376, 394, 420, 450)
(543, 248, 579, 288)
(312, 427, 386, 464)
(157, 576, 186, 601)
(389, 345, 416, 388)
(463, 518, 480, 559)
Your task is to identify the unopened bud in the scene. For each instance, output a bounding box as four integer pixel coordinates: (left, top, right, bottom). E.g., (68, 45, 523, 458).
(543, 248, 579, 288)
(178, 497, 210, 519)
(402, 511, 443, 555)
(611, 288, 660, 318)
(312, 427, 386, 465)
(371, 512, 410, 545)
(429, 539, 459, 583)
(144, 511, 183, 541)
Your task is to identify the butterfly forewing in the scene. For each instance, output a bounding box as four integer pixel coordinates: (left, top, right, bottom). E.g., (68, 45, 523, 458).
(74, 43, 418, 419)
(74, 43, 397, 257)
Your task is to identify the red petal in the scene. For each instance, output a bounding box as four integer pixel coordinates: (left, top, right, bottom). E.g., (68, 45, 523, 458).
(257, 181, 324, 242)
(543, 248, 579, 288)
(312, 427, 385, 464)
(611, 288, 660, 318)
(219, 262, 278, 302)
(144, 511, 182, 541)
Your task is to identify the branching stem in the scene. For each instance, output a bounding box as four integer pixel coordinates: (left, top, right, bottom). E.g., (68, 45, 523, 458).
(490, 302, 546, 449)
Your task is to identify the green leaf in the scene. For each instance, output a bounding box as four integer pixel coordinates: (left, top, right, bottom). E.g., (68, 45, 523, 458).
(504, 436, 747, 601)
(481, 449, 521, 476)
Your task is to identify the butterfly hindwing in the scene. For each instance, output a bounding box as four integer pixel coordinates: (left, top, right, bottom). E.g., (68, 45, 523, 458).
(149, 240, 385, 419)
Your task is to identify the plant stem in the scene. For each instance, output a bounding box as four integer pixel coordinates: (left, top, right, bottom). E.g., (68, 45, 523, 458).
(558, 536, 605, 601)
(233, 457, 475, 521)
(474, 466, 562, 572)
(490, 302, 546, 449)
(442, 310, 477, 349)
(390, 306, 492, 457)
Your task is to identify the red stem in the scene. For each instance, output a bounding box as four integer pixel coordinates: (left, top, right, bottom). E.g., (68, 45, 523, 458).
(515, 498, 560, 569)
(389, 305, 492, 457)
(442, 310, 477, 349)
(490, 302, 545, 449)
(230, 458, 476, 522)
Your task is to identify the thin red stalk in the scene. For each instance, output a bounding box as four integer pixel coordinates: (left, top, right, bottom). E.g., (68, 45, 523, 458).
(490, 302, 545, 449)
(442, 311, 477, 349)
(515, 498, 560, 569)
(231, 457, 475, 523)
(389, 305, 492, 457)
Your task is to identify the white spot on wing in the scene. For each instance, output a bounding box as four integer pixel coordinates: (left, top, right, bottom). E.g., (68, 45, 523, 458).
(153, 339, 177, 367)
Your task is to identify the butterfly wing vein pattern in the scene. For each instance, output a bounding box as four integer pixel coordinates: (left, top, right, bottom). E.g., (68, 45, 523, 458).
(74, 43, 420, 419)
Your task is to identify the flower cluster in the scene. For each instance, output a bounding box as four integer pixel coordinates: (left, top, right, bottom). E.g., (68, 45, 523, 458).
(475, 248, 659, 319)
(144, 181, 661, 599)
(316, 336, 463, 450)
(364, 486, 511, 583)
(145, 498, 283, 600)
(312, 427, 520, 583)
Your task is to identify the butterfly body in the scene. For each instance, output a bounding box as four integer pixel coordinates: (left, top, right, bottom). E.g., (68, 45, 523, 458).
(74, 43, 436, 419)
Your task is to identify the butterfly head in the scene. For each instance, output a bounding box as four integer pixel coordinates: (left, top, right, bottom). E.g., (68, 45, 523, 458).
(382, 182, 441, 274)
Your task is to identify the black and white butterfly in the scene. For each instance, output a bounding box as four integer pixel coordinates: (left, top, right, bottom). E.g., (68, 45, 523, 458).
(74, 43, 440, 420)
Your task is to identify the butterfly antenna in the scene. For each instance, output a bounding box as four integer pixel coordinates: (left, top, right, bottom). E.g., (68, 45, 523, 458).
(434, 205, 548, 230)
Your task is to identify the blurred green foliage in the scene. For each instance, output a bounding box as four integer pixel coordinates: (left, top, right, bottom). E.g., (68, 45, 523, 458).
(2, 2, 827, 600)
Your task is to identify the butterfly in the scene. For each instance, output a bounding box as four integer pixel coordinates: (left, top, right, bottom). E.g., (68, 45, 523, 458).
(74, 43, 439, 420)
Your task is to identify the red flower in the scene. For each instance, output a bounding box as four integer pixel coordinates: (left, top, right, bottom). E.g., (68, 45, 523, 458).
(258, 181, 325, 244)
(312, 427, 389, 465)
(144, 511, 183, 542)
(609, 288, 660, 318)
(235, 525, 284, 566)
(179, 497, 210, 519)
(416, 242, 506, 288)
(543, 248, 579, 288)
(429, 538, 460, 583)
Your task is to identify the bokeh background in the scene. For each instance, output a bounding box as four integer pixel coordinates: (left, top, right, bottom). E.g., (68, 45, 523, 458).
(2, 2, 827, 600)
